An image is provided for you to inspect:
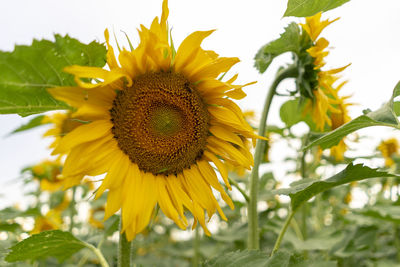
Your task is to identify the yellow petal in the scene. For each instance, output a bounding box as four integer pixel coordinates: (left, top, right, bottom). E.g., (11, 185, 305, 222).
(52, 120, 112, 155)
(174, 30, 215, 72)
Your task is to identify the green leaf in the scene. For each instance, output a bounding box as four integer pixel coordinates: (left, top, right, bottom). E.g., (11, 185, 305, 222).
(0, 207, 40, 220)
(0, 35, 106, 117)
(284, 0, 350, 17)
(9, 115, 48, 134)
(255, 23, 301, 73)
(204, 250, 336, 267)
(357, 205, 400, 224)
(273, 163, 397, 211)
(279, 98, 315, 129)
(204, 250, 269, 267)
(5, 230, 86, 263)
(0, 223, 20, 233)
(304, 82, 400, 150)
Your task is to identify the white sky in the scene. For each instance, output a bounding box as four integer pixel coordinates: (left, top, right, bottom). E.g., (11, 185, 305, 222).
(1, 0, 400, 207)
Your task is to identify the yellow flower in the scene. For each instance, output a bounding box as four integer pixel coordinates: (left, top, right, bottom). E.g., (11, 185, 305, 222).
(378, 138, 400, 167)
(89, 207, 105, 229)
(42, 112, 85, 150)
(31, 210, 63, 234)
(301, 12, 351, 132)
(32, 159, 64, 192)
(329, 82, 353, 161)
(48, 0, 261, 241)
(300, 12, 339, 42)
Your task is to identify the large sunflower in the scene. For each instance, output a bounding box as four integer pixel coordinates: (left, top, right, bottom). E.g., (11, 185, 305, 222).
(48, 0, 260, 240)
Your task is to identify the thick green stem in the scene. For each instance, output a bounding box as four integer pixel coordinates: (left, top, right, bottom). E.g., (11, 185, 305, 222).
(247, 66, 298, 250)
(271, 210, 296, 256)
(192, 226, 201, 267)
(118, 219, 132, 267)
(69, 187, 76, 232)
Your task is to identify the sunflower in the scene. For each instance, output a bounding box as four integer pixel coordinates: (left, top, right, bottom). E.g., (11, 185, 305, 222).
(30, 196, 69, 234)
(31, 159, 64, 192)
(89, 206, 105, 229)
(48, 0, 260, 240)
(300, 12, 351, 131)
(329, 82, 352, 161)
(378, 138, 400, 167)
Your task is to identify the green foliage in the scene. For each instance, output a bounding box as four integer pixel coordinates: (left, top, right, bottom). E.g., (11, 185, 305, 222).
(305, 82, 400, 150)
(284, 0, 351, 17)
(273, 163, 396, 211)
(204, 250, 269, 267)
(205, 250, 336, 267)
(10, 115, 47, 134)
(280, 98, 315, 129)
(5, 230, 86, 263)
(0, 223, 20, 233)
(254, 23, 301, 73)
(0, 35, 106, 116)
(357, 205, 400, 224)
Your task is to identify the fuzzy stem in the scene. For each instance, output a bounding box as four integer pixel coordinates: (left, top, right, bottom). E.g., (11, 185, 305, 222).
(271, 209, 296, 256)
(192, 226, 201, 267)
(247, 66, 298, 250)
(69, 187, 76, 232)
(83, 243, 110, 267)
(118, 219, 132, 267)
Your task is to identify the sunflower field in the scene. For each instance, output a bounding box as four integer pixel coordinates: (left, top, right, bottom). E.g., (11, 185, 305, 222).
(1, 0, 400, 266)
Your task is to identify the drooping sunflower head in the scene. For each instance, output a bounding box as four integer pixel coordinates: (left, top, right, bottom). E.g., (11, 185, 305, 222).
(299, 12, 351, 132)
(48, 0, 261, 240)
(378, 138, 400, 167)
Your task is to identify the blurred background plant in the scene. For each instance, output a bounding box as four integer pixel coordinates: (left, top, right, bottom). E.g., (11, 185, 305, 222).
(1, 0, 400, 266)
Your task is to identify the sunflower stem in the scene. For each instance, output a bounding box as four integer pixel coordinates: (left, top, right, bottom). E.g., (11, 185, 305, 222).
(271, 209, 296, 256)
(192, 226, 201, 267)
(69, 186, 76, 232)
(118, 218, 132, 267)
(247, 66, 298, 250)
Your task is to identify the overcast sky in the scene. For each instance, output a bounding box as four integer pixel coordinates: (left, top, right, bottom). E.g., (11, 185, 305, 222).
(1, 0, 400, 208)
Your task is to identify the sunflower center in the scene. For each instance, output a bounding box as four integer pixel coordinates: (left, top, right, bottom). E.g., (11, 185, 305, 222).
(150, 104, 183, 136)
(110, 71, 209, 175)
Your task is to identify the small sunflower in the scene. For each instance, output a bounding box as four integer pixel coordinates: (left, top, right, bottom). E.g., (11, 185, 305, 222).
(31, 210, 63, 234)
(31, 159, 64, 192)
(89, 206, 105, 229)
(49, 0, 260, 240)
(378, 138, 400, 167)
(30, 197, 69, 234)
(300, 12, 351, 131)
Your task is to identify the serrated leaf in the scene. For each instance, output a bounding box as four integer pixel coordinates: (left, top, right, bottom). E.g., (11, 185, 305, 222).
(255, 23, 301, 73)
(5, 230, 86, 263)
(9, 115, 48, 134)
(0, 35, 106, 116)
(284, 0, 350, 17)
(273, 163, 397, 211)
(304, 86, 400, 150)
